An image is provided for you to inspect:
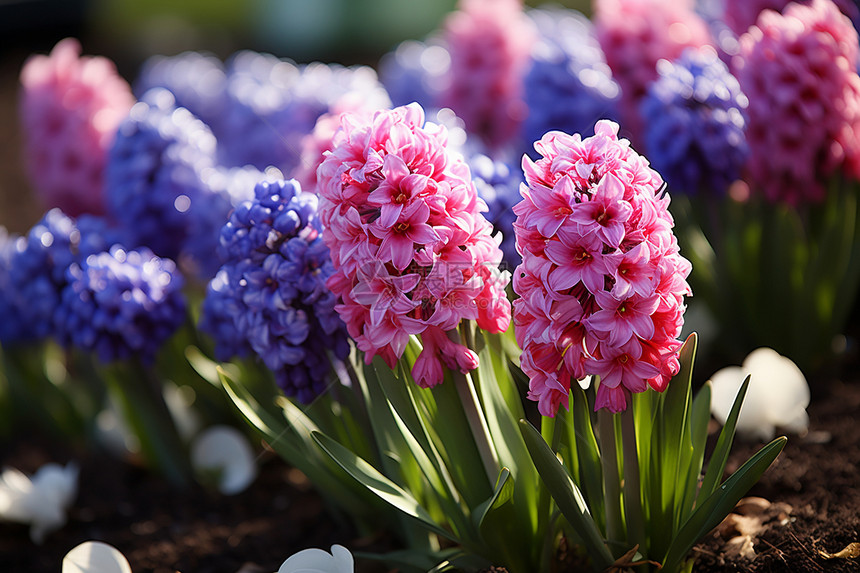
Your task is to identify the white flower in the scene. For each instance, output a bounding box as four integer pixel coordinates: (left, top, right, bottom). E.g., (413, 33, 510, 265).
(709, 347, 810, 441)
(0, 462, 78, 543)
(190, 425, 258, 495)
(62, 540, 132, 573)
(277, 544, 354, 573)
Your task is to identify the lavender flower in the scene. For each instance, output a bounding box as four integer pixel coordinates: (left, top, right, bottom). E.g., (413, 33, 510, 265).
(199, 179, 348, 403)
(640, 47, 748, 195)
(55, 246, 187, 364)
(522, 6, 619, 156)
(104, 88, 218, 265)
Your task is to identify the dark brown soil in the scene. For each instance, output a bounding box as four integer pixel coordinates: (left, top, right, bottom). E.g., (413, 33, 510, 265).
(1, 373, 859, 573)
(0, 435, 397, 573)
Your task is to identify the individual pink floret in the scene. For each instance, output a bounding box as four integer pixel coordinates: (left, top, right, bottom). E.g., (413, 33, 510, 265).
(441, 0, 535, 150)
(317, 103, 512, 387)
(513, 120, 691, 415)
(19, 38, 134, 216)
(732, 0, 860, 204)
(593, 0, 713, 145)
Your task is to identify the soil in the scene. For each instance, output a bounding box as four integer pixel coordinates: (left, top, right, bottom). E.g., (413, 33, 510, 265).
(1, 369, 859, 573)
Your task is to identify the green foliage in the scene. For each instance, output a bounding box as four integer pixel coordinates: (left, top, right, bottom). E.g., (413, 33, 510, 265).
(675, 176, 860, 373)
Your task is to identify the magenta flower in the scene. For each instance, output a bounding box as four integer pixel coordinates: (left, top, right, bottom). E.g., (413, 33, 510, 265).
(593, 0, 713, 145)
(318, 103, 511, 386)
(513, 120, 691, 415)
(19, 38, 134, 216)
(441, 0, 535, 150)
(732, 0, 860, 204)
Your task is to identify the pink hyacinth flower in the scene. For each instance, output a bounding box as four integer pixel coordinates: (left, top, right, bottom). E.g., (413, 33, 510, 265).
(721, 0, 859, 36)
(19, 38, 134, 216)
(513, 120, 691, 415)
(732, 0, 860, 204)
(441, 0, 536, 150)
(317, 103, 511, 387)
(593, 0, 714, 145)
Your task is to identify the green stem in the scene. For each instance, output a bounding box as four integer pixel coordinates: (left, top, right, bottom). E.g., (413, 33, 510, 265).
(103, 361, 191, 487)
(453, 370, 498, 486)
(622, 405, 646, 556)
(598, 408, 624, 554)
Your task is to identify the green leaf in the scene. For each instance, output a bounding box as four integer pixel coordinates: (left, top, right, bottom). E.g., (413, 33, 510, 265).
(662, 437, 787, 572)
(519, 419, 614, 571)
(312, 430, 455, 541)
(698, 376, 750, 502)
(472, 468, 514, 532)
(218, 367, 373, 518)
(569, 384, 604, 526)
(683, 382, 712, 516)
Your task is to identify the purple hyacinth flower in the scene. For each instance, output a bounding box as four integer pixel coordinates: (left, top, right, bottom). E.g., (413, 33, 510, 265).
(133, 51, 229, 135)
(377, 40, 450, 109)
(2, 209, 119, 345)
(640, 47, 748, 196)
(217, 52, 390, 173)
(470, 152, 523, 269)
(522, 6, 620, 158)
(199, 179, 349, 403)
(55, 246, 187, 364)
(105, 88, 219, 267)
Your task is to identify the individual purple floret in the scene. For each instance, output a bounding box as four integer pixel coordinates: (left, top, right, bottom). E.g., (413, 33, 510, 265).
(469, 153, 523, 269)
(377, 39, 450, 109)
(104, 88, 218, 264)
(217, 52, 390, 173)
(641, 47, 748, 196)
(55, 246, 187, 364)
(521, 6, 620, 157)
(199, 179, 349, 403)
(133, 51, 229, 134)
(2, 209, 118, 344)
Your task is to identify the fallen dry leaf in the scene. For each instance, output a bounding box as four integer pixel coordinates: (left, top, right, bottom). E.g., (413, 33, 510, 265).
(818, 542, 860, 560)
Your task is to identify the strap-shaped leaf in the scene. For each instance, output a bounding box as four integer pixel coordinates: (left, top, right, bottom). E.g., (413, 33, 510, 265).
(661, 436, 787, 572)
(472, 468, 514, 533)
(519, 419, 614, 571)
(698, 376, 750, 502)
(312, 430, 455, 542)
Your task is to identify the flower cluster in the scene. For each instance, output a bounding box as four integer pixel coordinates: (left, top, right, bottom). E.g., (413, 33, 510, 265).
(133, 50, 229, 134)
(19, 38, 134, 217)
(0, 209, 115, 345)
(469, 153, 522, 268)
(513, 120, 692, 415)
(720, 0, 860, 36)
(199, 179, 349, 403)
(641, 47, 749, 196)
(594, 0, 713, 144)
(216, 52, 390, 173)
(377, 40, 450, 109)
(441, 0, 535, 150)
(104, 88, 218, 268)
(732, 0, 860, 204)
(55, 246, 187, 364)
(521, 6, 619, 156)
(317, 103, 511, 388)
